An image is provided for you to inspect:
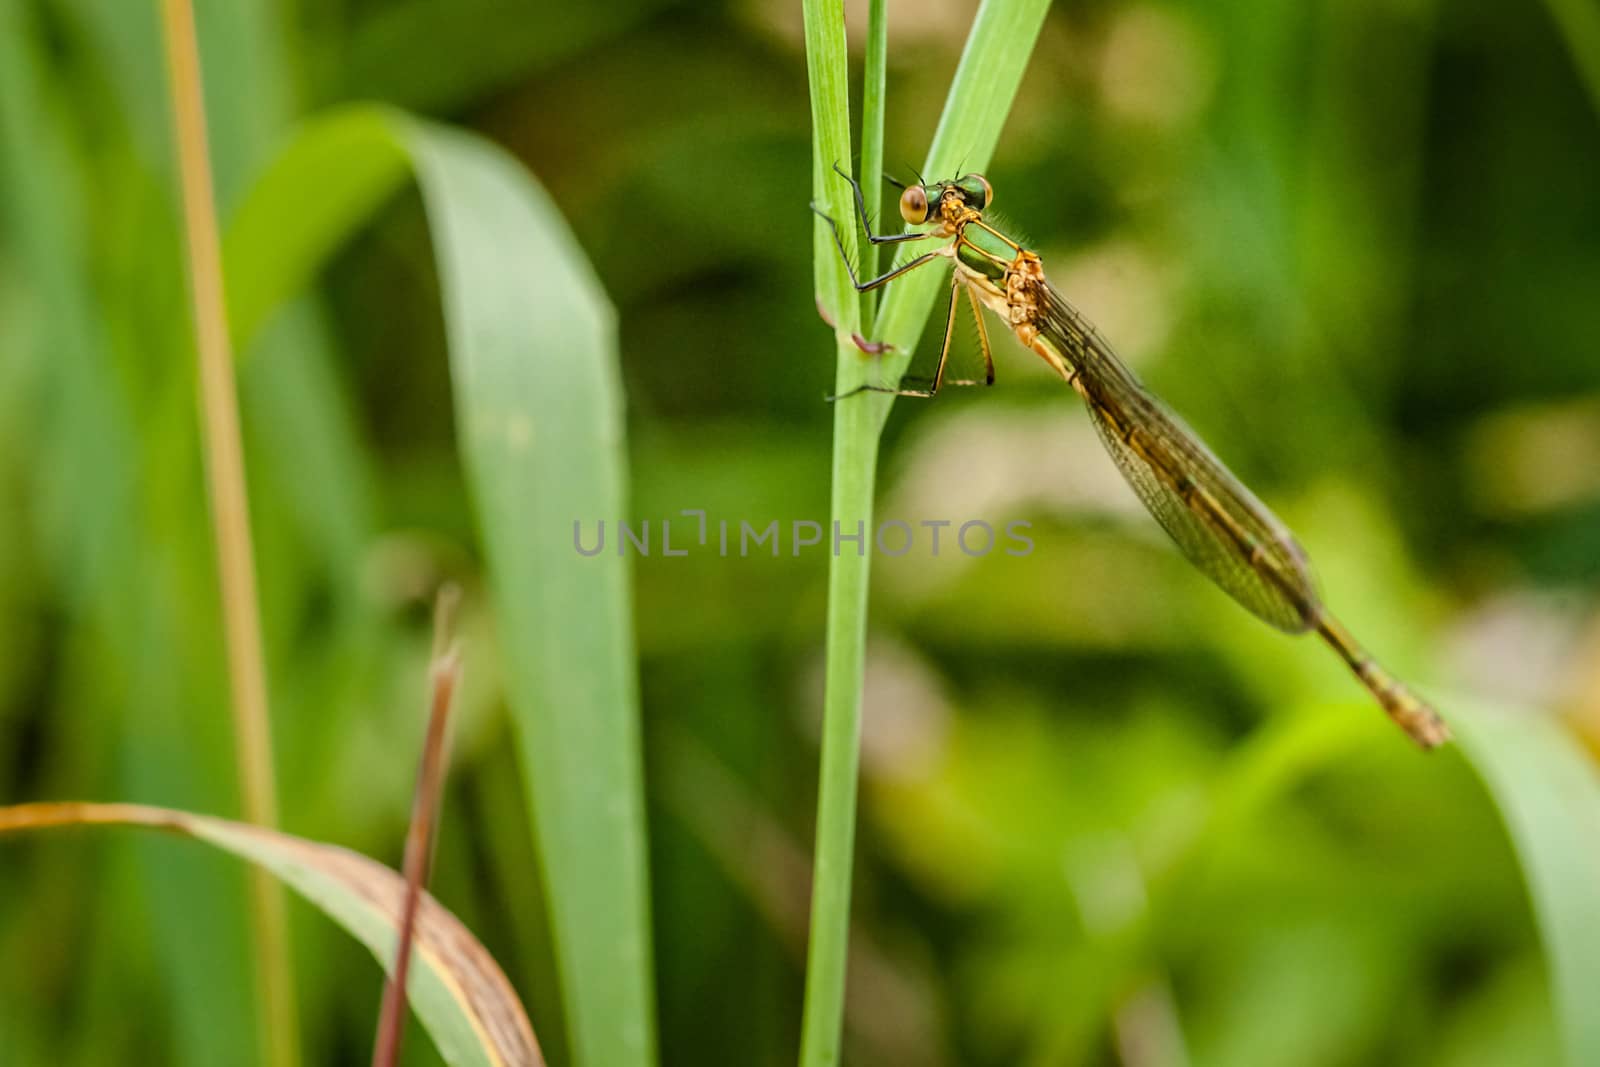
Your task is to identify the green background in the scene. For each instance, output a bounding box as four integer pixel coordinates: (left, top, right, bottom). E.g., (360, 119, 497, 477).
(3, 0, 1599, 1064)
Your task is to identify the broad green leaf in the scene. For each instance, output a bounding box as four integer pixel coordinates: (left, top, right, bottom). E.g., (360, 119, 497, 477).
(1452, 703, 1600, 1067)
(407, 120, 654, 1067)
(226, 106, 656, 1067)
(0, 803, 543, 1067)
(224, 108, 411, 353)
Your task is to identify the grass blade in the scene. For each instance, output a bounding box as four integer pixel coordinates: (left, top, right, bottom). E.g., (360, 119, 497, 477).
(804, 0, 863, 342)
(224, 109, 411, 355)
(798, 2, 873, 1063)
(798, 4, 1050, 1066)
(0, 9, 260, 1064)
(0, 803, 544, 1067)
(868, 0, 1052, 433)
(405, 121, 656, 1067)
(225, 105, 656, 1067)
(859, 0, 889, 325)
(158, 2, 295, 1063)
(1451, 704, 1600, 1066)
(374, 589, 463, 1067)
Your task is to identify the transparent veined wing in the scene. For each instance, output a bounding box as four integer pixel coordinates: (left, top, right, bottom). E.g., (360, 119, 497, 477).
(1039, 283, 1322, 634)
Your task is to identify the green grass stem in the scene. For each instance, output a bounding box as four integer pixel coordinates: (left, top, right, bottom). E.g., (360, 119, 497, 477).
(797, 3, 1051, 1065)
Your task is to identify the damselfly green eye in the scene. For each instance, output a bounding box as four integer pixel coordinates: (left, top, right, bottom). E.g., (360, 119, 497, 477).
(899, 184, 930, 224)
(956, 173, 993, 210)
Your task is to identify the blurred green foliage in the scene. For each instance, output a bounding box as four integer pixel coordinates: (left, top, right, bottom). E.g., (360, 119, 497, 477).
(3, 0, 1600, 1065)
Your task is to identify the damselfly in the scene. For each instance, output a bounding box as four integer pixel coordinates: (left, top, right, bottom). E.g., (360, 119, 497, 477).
(815, 164, 1449, 749)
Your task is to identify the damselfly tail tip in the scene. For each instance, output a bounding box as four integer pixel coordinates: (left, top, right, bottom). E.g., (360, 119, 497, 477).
(1379, 684, 1452, 751)
(1315, 614, 1451, 751)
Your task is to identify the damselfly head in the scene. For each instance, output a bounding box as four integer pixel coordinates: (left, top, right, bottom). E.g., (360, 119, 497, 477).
(900, 173, 993, 225)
